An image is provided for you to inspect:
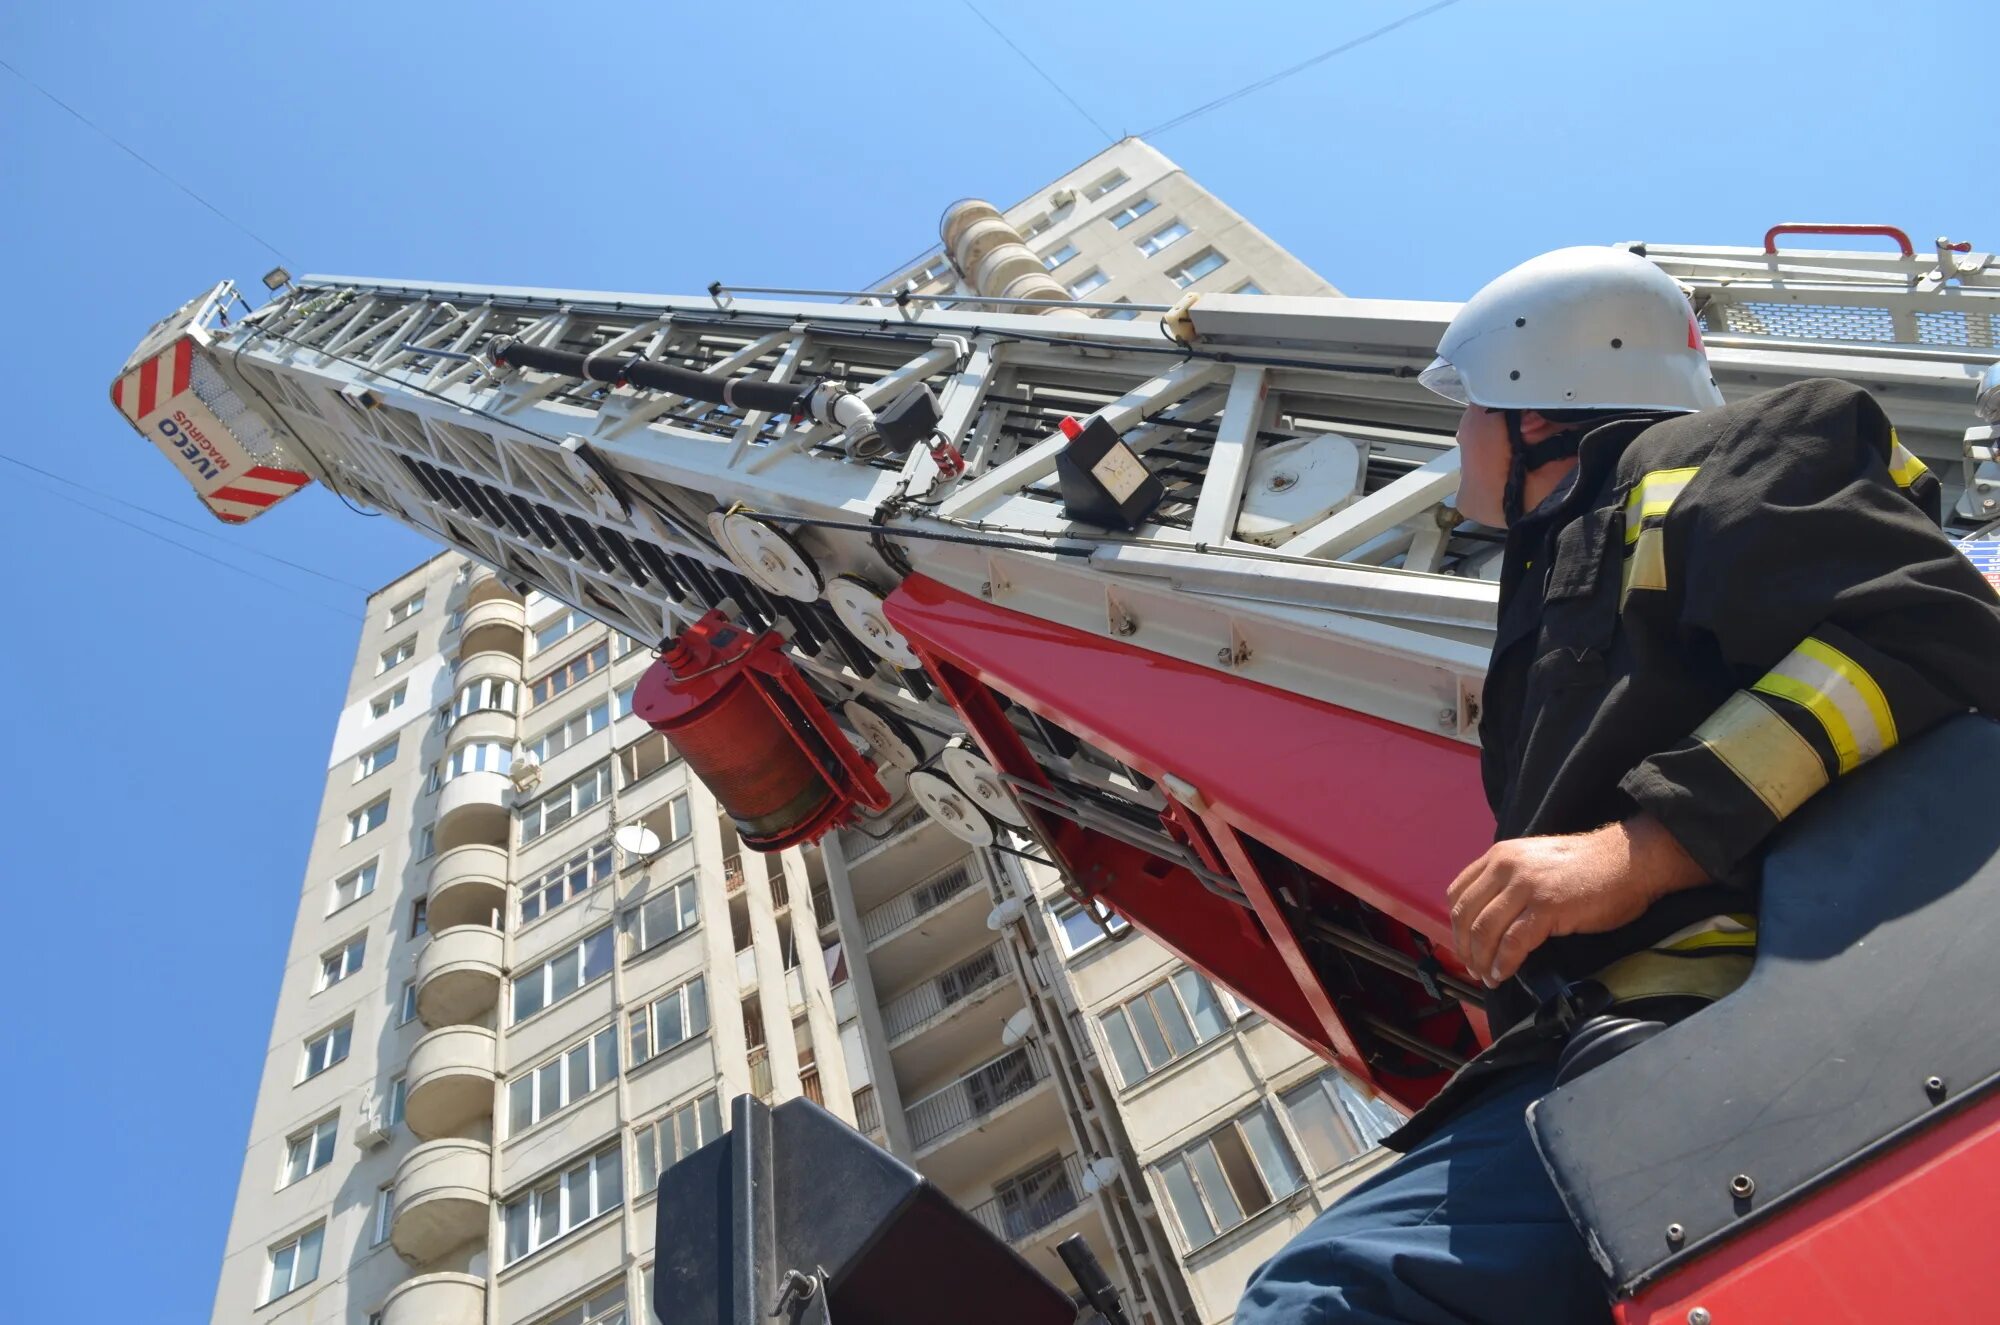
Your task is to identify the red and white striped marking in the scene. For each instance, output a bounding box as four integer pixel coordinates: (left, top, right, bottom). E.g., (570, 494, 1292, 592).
(112, 339, 194, 422)
(204, 464, 313, 523)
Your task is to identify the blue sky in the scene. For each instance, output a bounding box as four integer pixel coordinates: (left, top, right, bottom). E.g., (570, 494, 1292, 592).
(0, 2, 1990, 1318)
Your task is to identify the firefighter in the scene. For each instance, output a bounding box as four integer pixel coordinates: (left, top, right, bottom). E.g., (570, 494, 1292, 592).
(1235, 246, 2000, 1324)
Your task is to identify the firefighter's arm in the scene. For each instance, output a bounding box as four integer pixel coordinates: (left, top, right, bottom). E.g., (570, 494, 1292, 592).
(1618, 382, 2000, 882)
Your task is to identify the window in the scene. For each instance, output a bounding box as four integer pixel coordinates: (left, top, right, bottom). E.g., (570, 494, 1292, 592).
(624, 875, 699, 956)
(355, 736, 399, 780)
(451, 675, 517, 722)
(1136, 219, 1191, 258)
(615, 681, 636, 718)
(1020, 213, 1052, 239)
(377, 637, 416, 674)
(1156, 1106, 1304, 1248)
(1279, 1071, 1404, 1173)
(502, 1144, 623, 1264)
(1067, 268, 1109, 298)
(346, 796, 389, 843)
(1167, 248, 1228, 288)
(533, 1280, 628, 1325)
(510, 1024, 618, 1134)
(368, 683, 407, 719)
(435, 740, 512, 788)
(529, 700, 610, 763)
(318, 934, 366, 992)
(1099, 969, 1232, 1087)
(1231, 280, 1266, 296)
(513, 927, 614, 1022)
(416, 825, 436, 861)
(614, 632, 644, 659)
(399, 979, 418, 1025)
(281, 1115, 339, 1186)
(533, 607, 589, 655)
(1099, 298, 1142, 321)
(1083, 169, 1128, 200)
(409, 899, 428, 939)
(617, 732, 675, 786)
(531, 642, 610, 707)
(1108, 196, 1157, 229)
(265, 1224, 324, 1303)
(387, 590, 425, 625)
(387, 1077, 407, 1127)
(329, 860, 378, 914)
(519, 762, 612, 843)
(636, 1091, 724, 1192)
(1051, 896, 1129, 955)
(371, 1184, 393, 1246)
(523, 840, 616, 924)
(1041, 240, 1079, 270)
(628, 975, 709, 1066)
(300, 1020, 352, 1080)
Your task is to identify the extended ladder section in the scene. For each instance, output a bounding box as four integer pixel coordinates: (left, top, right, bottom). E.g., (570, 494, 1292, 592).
(111, 235, 2000, 1107)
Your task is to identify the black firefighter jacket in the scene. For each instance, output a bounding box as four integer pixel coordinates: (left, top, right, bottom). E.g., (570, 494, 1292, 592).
(1390, 377, 2000, 1146)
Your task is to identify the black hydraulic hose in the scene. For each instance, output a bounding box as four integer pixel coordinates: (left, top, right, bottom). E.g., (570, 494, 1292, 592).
(488, 337, 811, 414)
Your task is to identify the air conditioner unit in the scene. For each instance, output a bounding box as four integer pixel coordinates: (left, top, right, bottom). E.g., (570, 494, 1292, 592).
(510, 750, 543, 792)
(1050, 187, 1077, 209)
(353, 1104, 391, 1150)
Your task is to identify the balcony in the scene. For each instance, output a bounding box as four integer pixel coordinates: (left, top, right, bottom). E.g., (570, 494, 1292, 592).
(907, 1042, 1050, 1152)
(405, 1025, 497, 1140)
(434, 768, 511, 855)
(391, 1138, 491, 1263)
(427, 844, 508, 933)
(861, 856, 994, 993)
(381, 1272, 484, 1325)
(457, 596, 526, 659)
(445, 706, 515, 749)
(415, 925, 505, 1028)
(883, 943, 1024, 1087)
(966, 1154, 1091, 1250)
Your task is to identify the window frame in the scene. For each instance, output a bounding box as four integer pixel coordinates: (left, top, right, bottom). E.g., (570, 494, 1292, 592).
(518, 761, 613, 844)
(1083, 169, 1129, 200)
(386, 590, 425, 626)
(1277, 1070, 1404, 1173)
(317, 932, 367, 992)
(371, 1184, 394, 1246)
(532, 606, 589, 655)
(345, 795, 390, 843)
(1155, 1104, 1305, 1250)
(635, 1090, 724, 1193)
(628, 973, 710, 1066)
(328, 859, 379, 915)
(501, 1142, 624, 1265)
(300, 1018, 353, 1082)
(376, 636, 416, 675)
(355, 735, 399, 781)
(623, 873, 700, 956)
(526, 698, 611, 763)
(368, 682, 407, 719)
(511, 926, 615, 1024)
(1050, 896, 1129, 956)
(280, 1113, 340, 1188)
(264, 1223, 325, 1304)
(507, 1023, 619, 1136)
(1041, 240, 1080, 270)
(1107, 196, 1158, 229)
(529, 641, 610, 708)
(1066, 268, 1109, 298)
(1135, 218, 1192, 258)
(1167, 247, 1228, 289)
(1097, 968, 1232, 1088)
(521, 840, 617, 925)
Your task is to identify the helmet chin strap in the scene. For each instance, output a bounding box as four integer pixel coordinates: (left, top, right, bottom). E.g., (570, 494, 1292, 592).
(1501, 410, 1585, 526)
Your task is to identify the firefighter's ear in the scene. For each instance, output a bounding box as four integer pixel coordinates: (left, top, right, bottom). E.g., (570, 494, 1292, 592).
(1516, 411, 1567, 444)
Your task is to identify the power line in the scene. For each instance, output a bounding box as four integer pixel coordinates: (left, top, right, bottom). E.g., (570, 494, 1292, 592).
(0, 53, 291, 263)
(0, 451, 374, 591)
(20, 482, 361, 621)
(1138, 0, 1468, 138)
(962, 2, 1117, 144)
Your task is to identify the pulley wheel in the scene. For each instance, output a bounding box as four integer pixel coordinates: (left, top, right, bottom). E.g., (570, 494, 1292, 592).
(826, 574, 921, 669)
(941, 743, 1026, 826)
(910, 770, 994, 847)
(843, 698, 923, 772)
(720, 511, 823, 602)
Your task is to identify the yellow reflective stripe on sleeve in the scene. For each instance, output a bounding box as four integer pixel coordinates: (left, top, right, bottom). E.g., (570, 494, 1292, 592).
(1620, 526, 1668, 604)
(1693, 690, 1829, 818)
(1656, 913, 1759, 953)
(1623, 466, 1700, 544)
(1887, 429, 1929, 489)
(1752, 636, 1898, 773)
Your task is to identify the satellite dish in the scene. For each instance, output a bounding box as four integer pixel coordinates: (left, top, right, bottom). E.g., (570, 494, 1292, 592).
(1080, 1156, 1121, 1194)
(615, 823, 662, 859)
(985, 896, 1026, 931)
(1000, 1007, 1037, 1047)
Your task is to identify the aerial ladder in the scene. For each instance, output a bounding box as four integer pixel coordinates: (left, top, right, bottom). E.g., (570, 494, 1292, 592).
(111, 220, 2000, 1323)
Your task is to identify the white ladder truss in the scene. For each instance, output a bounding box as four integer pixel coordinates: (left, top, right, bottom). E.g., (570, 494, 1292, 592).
(197, 259, 1998, 776)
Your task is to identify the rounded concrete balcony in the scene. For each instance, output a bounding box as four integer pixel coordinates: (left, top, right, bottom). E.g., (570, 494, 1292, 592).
(391, 1138, 492, 1263)
(405, 1025, 497, 1139)
(434, 768, 512, 855)
(458, 596, 526, 660)
(445, 706, 516, 747)
(382, 1272, 485, 1325)
(428, 844, 508, 934)
(416, 924, 505, 1028)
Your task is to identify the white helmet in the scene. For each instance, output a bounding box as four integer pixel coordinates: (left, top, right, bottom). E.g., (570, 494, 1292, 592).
(1420, 246, 1724, 414)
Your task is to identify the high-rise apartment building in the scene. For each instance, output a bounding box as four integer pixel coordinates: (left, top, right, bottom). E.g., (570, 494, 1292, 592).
(212, 141, 1398, 1325)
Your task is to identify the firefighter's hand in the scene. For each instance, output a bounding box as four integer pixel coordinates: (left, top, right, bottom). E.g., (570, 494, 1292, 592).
(1447, 814, 1708, 986)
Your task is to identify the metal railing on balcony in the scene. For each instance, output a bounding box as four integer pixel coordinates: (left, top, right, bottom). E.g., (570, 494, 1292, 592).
(861, 856, 985, 945)
(723, 855, 744, 893)
(852, 1084, 883, 1137)
(809, 883, 835, 930)
(769, 870, 789, 910)
(881, 943, 1015, 1043)
(966, 1154, 1088, 1245)
(748, 1048, 773, 1102)
(905, 1043, 1047, 1150)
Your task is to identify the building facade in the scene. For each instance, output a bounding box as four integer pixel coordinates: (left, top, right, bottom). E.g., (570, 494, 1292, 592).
(212, 142, 1397, 1325)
